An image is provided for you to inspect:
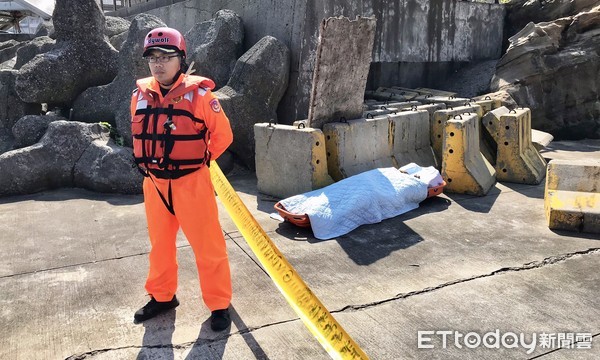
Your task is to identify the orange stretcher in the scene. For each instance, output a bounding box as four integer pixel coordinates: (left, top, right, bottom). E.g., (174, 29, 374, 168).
(275, 181, 446, 228)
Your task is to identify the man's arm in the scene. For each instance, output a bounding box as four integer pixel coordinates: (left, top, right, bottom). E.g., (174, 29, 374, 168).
(195, 89, 233, 160)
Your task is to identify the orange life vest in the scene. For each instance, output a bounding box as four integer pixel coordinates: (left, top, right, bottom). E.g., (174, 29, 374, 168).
(131, 75, 214, 173)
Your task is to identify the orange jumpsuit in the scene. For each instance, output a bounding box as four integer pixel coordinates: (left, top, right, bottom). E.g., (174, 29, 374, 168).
(130, 74, 233, 311)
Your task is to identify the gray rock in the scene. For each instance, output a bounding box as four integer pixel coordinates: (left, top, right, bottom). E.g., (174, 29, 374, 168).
(0, 70, 41, 131)
(105, 16, 131, 38)
(14, 0, 118, 105)
(0, 40, 25, 64)
(504, 0, 598, 40)
(0, 121, 108, 196)
(73, 140, 142, 194)
(186, 9, 244, 89)
(110, 31, 128, 51)
(12, 115, 66, 149)
(71, 14, 166, 146)
(0, 120, 142, 196)
(215, 36, 290, 169)
(490, 8, 600, 140)
(14, 36, 56, 70)
(53, 0, 106, 42)
(0, 40, 18, 51)
(0, 129, 14, 155)
(0, 57, 16, 70)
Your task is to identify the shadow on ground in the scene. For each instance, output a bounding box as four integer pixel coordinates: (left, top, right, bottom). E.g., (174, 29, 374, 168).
(0, 186, 143, 206)
(275, 195, 451, 266)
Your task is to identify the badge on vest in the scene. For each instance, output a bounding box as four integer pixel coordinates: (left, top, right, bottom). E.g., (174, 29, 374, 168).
(172, 96, 183, 104)
(209, 98, 221, 113)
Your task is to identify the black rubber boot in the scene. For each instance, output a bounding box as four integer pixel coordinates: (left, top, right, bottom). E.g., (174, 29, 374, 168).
(210, 308, 231, 331)
(134, 295, 179, 322)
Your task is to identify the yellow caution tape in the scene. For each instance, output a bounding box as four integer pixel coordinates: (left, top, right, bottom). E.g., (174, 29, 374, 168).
(210, 162, 369, 360)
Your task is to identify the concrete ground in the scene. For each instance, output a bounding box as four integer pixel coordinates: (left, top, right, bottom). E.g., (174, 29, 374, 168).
(1, 140, 599, 360)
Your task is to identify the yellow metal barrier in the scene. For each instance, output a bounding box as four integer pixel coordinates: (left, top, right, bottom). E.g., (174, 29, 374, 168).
(210, 162, 369, 359)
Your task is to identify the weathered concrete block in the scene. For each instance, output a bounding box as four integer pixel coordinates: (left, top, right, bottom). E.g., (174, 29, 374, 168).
(531, 129, 554, 151)
(480, 106, 509, 166)
(364, 90, 409, 102)
(432, 104, 483, 166)
(415, 88, 457, 97)
(442, 113, 496, 196)
(307, 16, 376, 129)
(495, 108, 547, 184)
(389, 110, 436, 168)
(417, 95, 473, 108)
(254, 123, 333, 198)
(545, 159, 600, 233)
(324, 117, 394, 181)
(473, 97, 499, 113)
(379, 87, 420, 100)
(365, 101, 420, 111)
(482, 106, 549, 180)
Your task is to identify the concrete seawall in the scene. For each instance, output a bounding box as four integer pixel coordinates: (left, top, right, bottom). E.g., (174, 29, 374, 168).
(109, 0, 504, 123)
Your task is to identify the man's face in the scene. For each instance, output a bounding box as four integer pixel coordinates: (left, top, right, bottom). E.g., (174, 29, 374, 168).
(146, 49, 181, 85)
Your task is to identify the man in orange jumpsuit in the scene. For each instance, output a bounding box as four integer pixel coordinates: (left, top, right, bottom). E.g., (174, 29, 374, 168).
(131, 27, 233, 331)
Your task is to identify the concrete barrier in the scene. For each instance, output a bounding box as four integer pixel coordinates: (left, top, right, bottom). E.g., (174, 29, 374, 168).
(376, 87, 419, 100)
(483, 107, 546, 184)
(324, 110, 434, 180)
(363, 108, 401, 119)
(389, 110, 436, 168)
(480, 106, 506, 166)
(417, 95, 473, 108)
(415, 88, 457, 97)
(390, 87, 423, 99)
(254, 123, 333, 198)
(531, 129, 554, 151)
(365, 101, 420, 110)
(545, 159, 600, 233)
(432, 104, 483, 166)
(442, 113, 496, 196)
(365, 90, 409, 102)
(324, 117, 394, 181)
(474, 97, 500, 113)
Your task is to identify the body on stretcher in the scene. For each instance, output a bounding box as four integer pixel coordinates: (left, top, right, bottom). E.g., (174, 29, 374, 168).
(275, 165, 446, 228)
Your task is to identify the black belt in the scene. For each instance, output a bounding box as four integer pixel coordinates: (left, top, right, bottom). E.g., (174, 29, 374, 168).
(148, 167, 199, 180)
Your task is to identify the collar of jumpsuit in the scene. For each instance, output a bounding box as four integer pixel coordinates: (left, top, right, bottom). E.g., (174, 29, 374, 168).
(147, 49, 181, 88)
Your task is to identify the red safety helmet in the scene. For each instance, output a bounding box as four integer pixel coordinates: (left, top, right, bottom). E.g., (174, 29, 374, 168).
(143, 27, 187, 58)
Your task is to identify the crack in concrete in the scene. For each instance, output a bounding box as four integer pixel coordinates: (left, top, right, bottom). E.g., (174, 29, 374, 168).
(64, 318, 298, 360)
(336, 248, 600, 312)
(62, 248, 598, 359)
(2, 230, 246, 279)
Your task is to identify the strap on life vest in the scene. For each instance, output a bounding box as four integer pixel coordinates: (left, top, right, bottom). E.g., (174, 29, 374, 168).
(132, 99, 210, 215)
(133, 163, 176, 216)
(133, 105, 208, 170)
